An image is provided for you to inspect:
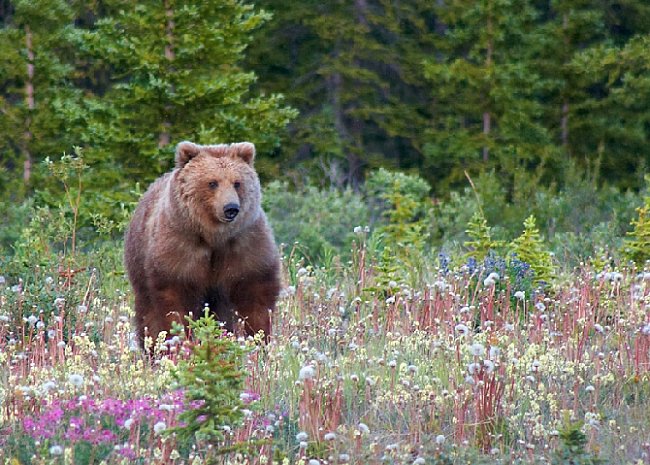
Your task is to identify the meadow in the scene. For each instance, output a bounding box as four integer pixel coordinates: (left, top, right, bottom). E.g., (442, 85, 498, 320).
(0, 216, 649, 465)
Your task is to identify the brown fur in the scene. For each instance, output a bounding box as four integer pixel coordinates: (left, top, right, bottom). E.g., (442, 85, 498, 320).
(124, 141, 281, 347)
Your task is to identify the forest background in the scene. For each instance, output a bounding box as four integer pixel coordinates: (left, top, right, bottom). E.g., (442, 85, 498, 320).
(1, 0, 650, 265)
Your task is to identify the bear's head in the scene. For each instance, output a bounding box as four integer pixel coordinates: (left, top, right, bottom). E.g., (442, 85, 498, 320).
(173, 141, 262, 236)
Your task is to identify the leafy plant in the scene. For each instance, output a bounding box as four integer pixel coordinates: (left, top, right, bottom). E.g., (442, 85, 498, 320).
(263, 180, 369, 264)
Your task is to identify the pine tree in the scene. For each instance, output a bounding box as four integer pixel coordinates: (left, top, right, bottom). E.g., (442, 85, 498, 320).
(77, 0, 296, 198)
(563, 1, 650, 189)
(0, 0, 83, 199)
(464, 210, 503, 261)
(422, 0, 555, 191)
(248, 0, 438, 187)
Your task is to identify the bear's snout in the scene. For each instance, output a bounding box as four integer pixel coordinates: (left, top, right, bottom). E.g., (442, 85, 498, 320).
(223, 202, 240, 221)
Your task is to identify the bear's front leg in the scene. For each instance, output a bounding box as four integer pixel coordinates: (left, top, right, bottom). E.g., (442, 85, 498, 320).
(139, 284, 196, 348)
(229, 277, 280, 341)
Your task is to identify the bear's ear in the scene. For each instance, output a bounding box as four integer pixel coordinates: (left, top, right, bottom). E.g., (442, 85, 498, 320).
(231, 142, 255, 166)
(175, 141, 201, 168)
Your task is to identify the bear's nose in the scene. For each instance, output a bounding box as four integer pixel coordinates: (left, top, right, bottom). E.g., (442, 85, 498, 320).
(223, 203, 240, 221)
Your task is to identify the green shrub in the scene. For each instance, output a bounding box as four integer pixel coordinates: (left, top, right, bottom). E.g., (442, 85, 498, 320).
(263, 180, 369, 263)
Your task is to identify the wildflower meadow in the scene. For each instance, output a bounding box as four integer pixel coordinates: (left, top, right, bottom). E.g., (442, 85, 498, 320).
(1, 217, 649, 465)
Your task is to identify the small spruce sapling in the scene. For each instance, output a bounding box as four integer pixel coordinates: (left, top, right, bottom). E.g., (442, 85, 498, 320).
(510, 215, 554, 284)
(170, 310, 259, 455)
(623, 182, 650, 266)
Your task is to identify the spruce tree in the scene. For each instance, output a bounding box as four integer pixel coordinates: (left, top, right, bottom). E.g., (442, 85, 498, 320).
(423, 0, 555, 190)
(248, 0, 438, 187)
(77, 0, 296, 196)
(0, 0, 83, 199)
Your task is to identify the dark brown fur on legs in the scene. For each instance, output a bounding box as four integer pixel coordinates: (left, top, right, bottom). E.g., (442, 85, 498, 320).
(124, 141, 281, 349)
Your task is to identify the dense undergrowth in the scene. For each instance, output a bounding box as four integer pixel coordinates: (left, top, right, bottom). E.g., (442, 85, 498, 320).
(0, 157, 649, 464)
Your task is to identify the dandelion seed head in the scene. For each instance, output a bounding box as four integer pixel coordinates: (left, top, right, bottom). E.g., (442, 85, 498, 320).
(49, 445, 63, 455)
(469, 343, 485, 357)
(68, 374, 84, 387)
(323, 432, 336, 441)
(435, 434, 446, 444)
(296, 431, 308, 442)
(298, 365, 315, 381)
(455, 323, 469, 336)
(483, 359, 495, 373)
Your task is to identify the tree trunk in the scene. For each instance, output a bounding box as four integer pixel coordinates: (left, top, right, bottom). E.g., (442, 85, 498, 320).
(158, 0, 175, 148)
(482, 3, 493, 163)
(24, 24, 34, 183)
(560, 13, 569, 148)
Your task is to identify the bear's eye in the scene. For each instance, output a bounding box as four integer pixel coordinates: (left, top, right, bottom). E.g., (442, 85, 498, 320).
(208, 180, 218, 189)
(233, 181, 241, 189)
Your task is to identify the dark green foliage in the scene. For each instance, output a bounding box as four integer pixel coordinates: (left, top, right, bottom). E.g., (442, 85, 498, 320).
(263, 180, 369, 264)
(551, 422, 603, 465)
(170, 311, 251, 452)
(248, 0, 438, 186)
(73, 0, 296, 216)
(423, 0, 557, 192)
(0, 0, 85, 201)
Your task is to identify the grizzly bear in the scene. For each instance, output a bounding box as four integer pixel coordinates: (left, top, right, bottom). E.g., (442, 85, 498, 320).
(124, 141, 281, 347)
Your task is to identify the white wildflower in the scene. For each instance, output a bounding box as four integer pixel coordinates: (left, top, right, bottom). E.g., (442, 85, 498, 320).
(455, 323, 469, 336)
(298, 365, 315, 381)
(469, 343, 485, 357)
(468, 362, 481, 375)
(68, 374, 84, 387)
(153, 421, 166, 434)
(483, 359, 495, 374)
